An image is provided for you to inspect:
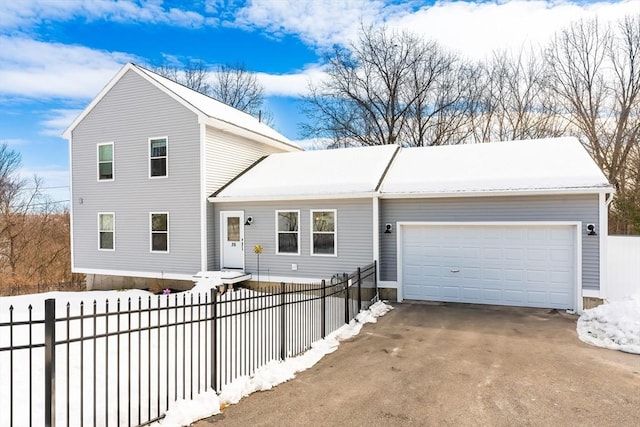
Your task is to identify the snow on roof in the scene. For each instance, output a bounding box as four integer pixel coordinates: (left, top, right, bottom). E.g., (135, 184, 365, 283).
(380, 137, 612, 196)
(212, 145, 399, 200)
(132, 64, 299, 150)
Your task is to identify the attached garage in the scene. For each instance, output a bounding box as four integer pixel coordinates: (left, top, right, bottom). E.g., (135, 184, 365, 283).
(399, 223, 580, 309)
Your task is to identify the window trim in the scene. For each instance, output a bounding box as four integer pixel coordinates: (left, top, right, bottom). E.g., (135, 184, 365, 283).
(150, 212, 170, 253)
(98, 212, 115, 251)
(97, 142, 114, 182)
(275, 210, 300, 256)
(149, 136, 168, 179)
(310, 209, 337, 257)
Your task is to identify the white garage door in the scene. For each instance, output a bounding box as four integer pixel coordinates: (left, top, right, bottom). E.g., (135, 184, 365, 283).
(401, 224, 576, 309)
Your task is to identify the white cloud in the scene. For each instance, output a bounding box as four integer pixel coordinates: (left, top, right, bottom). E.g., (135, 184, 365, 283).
(255, 65, 328, 97)
(389, 0, 640, 60)
(231, 0, 390, 46)
(0, 36, 136, 99)
(231, 0, 640, 59)
(0, 0, 215, 31)
(41, 109, 84, 137)
(0, 138, 28, 146)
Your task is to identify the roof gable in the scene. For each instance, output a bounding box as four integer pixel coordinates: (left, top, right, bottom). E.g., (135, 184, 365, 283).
(63, 63, 299, 151)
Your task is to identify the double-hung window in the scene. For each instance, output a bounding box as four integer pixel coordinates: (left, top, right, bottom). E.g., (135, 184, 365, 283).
(150, 212, 169, 252)
(98, 213, 115, 250)
(149, 137, 168, 178)
(97, 142, 114, 181)
(311, 210, 336, 256)
(276, 210, 299, 255)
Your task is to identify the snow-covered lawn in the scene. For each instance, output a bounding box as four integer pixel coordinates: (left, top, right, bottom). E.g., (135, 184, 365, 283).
(0, 277, 390, 427)
(577, 294, 640, 354)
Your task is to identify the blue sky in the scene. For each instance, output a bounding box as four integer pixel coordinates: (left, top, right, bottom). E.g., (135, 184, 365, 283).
(0, 0, 637, 204)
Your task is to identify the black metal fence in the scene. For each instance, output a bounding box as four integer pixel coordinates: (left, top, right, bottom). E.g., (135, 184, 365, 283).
(0, 262, 377, 427)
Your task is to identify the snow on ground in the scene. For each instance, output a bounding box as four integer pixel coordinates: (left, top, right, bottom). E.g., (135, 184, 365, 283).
(577, 294, 640, 355)
(155, 301, 393, 426)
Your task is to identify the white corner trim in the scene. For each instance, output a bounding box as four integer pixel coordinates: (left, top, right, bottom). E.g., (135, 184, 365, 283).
(372, 197, 380, 282)
(200, 122, 208, 272)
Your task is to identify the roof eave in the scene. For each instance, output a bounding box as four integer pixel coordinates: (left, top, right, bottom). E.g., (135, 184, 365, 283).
(208, 192, 377, 203)
(379, 186, 615, 199)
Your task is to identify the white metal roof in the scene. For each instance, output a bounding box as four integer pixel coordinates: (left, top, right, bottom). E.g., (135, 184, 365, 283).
(379, 137, 612, 196)
(211, 137, 612, 201)
(63, 63, 299, 151)
(212, 144, 400, 201)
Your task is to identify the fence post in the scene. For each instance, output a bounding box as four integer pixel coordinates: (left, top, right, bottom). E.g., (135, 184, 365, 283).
(373, 260, 378, 301)
(280, 282, 286, 361)
(321, 280, 326, 338)
(343, 273, 349, 324)
(44, 298, 56, 427)
(210, 288, 218, 392)
(357, 267, 362, 313)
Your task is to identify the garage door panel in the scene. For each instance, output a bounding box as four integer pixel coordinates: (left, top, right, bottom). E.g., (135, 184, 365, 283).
(402, 224, 576, 309)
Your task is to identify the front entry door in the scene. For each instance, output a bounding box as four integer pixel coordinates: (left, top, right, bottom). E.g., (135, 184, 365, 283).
(221, 211, 244, 269)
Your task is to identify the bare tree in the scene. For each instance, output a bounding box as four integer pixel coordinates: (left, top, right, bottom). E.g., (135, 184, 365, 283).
(210, 63, 268, 120)
(468, 49, 567, 143)
(152, 60, 211, 95)
(302, 26, 466, 147)
(546, 15, 640, 233)
(151, 60, 271, 122)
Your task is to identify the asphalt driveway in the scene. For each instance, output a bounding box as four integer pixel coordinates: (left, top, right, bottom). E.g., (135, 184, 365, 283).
(194, 302, 640, 426)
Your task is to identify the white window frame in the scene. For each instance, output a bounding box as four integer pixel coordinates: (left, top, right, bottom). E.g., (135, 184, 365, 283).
(149, 136, 168, 179)
(98, 212, 115, 251)
(310, 209, 337, 256)
(275, 210, 300, 255)
(150, 212, 169, 253)
(97, 142, 114, 182)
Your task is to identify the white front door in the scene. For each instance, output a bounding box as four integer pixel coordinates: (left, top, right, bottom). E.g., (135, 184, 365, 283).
(221, 211, 244, 270)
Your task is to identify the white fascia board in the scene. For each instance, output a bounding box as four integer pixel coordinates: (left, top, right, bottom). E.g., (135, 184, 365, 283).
(203, 117, 301, 152)
(74, 268, 195, 281)
(380, 187, 614, 199)
(209, 192, 377, 203)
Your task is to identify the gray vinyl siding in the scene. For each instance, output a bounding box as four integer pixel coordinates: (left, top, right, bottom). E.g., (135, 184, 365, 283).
(379, 195, 600, 291)
(204, 130, 289, 269)
(211, 199, 373, 279)
(71, 70, 202, 275)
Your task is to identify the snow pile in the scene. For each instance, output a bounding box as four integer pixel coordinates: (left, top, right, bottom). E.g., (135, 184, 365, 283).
(157, 301, 393, 426)
(577, 294, 640, 354)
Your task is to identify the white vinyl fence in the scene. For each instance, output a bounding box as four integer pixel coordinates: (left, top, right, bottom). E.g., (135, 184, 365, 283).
(606, 235, 640, 301)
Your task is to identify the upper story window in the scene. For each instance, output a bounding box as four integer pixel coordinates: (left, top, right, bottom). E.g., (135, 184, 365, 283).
(276, 210, 300, 255)
(98, 212, 115, 250)
(97, 142, 114, 181)
(149, 137, 168, 178)
(150, 212, 169, 252)
(311, 210, 337, 256)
